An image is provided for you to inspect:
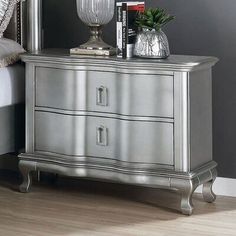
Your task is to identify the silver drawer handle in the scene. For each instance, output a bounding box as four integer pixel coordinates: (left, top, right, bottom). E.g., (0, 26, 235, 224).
(96, 86, 108, 106)
(96, 126, 108, 146)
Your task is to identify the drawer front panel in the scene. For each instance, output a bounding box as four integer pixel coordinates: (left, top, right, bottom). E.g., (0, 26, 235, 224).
(35, 112, 174, 167)
(35, 67, 173, 118)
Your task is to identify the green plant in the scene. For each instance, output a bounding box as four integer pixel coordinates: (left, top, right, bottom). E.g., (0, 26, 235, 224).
(136, 8, 175, 31)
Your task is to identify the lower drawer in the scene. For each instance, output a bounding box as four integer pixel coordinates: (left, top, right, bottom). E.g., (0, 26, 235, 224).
(35, 112, 174, 167)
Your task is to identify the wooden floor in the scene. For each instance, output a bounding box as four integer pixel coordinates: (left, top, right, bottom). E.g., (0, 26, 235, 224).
(0, 174, 236, 236)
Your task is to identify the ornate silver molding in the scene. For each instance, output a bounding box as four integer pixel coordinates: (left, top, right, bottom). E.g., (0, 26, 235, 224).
(19, 154, 217, 215)
(21, 51, 219, 72)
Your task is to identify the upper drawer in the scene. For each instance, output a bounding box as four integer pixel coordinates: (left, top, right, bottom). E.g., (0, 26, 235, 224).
(35, 67, 173, 118)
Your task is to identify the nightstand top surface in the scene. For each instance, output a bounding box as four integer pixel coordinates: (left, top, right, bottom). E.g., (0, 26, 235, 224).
(21, 49, 218, 72)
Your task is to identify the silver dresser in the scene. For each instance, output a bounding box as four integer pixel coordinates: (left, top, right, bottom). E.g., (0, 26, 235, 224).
(20, 50, 218, 215)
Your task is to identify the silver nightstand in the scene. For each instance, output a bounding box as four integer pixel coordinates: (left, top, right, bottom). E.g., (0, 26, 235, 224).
(19, 50, 218, 215)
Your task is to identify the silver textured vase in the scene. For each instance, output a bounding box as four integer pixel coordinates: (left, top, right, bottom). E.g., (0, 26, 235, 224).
(134, 29, 170, 59)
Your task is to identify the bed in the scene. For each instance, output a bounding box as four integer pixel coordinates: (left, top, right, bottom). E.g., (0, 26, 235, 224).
(0, 64, 25, 107)
(0, 2, 26, 155)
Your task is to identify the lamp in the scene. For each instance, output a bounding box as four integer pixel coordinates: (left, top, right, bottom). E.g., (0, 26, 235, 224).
(70, 0, 116, 56)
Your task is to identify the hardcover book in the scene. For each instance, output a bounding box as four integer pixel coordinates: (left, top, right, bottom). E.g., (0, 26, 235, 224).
(116, 1, 145, 58)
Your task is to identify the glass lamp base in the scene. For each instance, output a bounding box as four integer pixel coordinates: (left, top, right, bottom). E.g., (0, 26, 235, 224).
(79, 37, 113, 50)
(70, 25, 116, 56)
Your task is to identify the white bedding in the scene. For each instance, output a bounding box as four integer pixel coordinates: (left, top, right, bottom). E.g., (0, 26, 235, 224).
(0, 63, 25, 107)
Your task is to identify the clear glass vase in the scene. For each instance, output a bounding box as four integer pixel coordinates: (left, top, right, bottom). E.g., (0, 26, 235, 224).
(76, 0, 115, 50)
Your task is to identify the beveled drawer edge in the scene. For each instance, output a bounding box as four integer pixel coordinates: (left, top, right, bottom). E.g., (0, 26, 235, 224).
(34, 107, 174, 123)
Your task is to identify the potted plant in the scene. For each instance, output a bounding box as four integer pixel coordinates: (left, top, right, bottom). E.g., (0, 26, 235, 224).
(134, 8, 174, 58)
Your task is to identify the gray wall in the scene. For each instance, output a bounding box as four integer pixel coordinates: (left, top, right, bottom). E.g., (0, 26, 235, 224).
(43, 0, 236, 178)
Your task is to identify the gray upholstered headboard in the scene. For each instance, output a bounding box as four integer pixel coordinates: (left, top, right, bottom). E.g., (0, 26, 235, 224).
(4, 1, 27, 48)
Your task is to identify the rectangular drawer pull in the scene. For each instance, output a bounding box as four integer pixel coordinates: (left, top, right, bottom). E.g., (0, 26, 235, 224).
(96, 126, 108, 146)
(96, 86, 108, 106)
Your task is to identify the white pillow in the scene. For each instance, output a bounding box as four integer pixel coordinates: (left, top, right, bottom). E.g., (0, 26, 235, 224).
(0, 38, 25, 67)
(0, 0, 20, 37)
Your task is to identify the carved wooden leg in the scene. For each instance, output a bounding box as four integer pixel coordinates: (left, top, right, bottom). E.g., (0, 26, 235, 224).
(203, 168, 217, 203)
(180, 180, 198, 215)
(19, 161, 35, 193)
(171, 178, 198, 215)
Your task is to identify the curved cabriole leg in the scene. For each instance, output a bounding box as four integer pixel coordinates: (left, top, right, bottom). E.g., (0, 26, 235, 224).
(181, 187, 194, 215)
(171, 178, 198, 215)
(19, 161, 34, 193)
(203, 168, 217, 203)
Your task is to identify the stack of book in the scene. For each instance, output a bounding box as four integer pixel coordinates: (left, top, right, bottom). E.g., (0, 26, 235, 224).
(116, 1, 145, 58)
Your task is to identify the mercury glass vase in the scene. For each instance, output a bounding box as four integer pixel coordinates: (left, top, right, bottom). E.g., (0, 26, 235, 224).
(134, 28, 170, 59)
(76, 0, 115, 50)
